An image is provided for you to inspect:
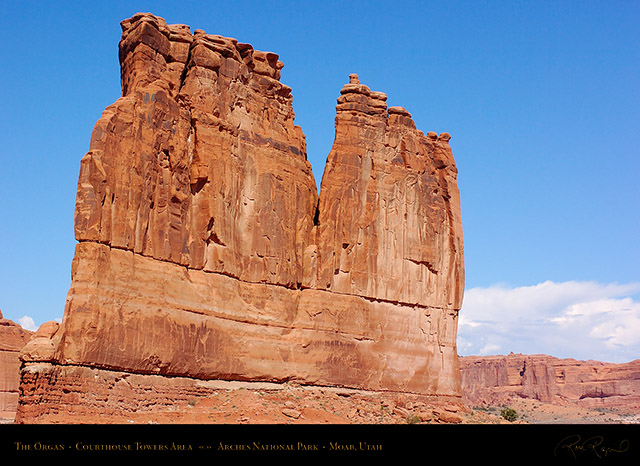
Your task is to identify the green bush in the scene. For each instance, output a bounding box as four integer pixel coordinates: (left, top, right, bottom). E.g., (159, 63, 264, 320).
(500, 407, 518, 422)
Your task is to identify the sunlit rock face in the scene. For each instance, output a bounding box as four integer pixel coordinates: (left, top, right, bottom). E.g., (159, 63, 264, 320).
(312, 73, 464, 309)
(0, 310, 33, 419)
(460, 354, 640, 409)
(16, 13, 465, 422)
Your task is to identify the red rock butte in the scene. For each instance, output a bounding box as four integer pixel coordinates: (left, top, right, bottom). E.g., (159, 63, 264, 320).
(16, 13, 465, 422)
(0, 310, 33, 420)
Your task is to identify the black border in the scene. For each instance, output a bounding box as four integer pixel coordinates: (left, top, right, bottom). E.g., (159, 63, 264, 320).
(2, 423, 639, 461)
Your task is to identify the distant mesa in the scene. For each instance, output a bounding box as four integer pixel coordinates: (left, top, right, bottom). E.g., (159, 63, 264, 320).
(0, 310, 33, 421)
(460, 354, 640, 410)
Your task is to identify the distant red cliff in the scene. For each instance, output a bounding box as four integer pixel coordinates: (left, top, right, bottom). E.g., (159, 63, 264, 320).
(460, 353, 640, 410)
(0, 310, 32, 419)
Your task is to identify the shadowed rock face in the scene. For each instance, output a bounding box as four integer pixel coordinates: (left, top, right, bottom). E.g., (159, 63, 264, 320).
(460, 354, 640, 409)
(16, 13, 465, 422)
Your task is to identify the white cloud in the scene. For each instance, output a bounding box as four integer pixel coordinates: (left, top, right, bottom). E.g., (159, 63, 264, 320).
(458, 281, 640, 363)
(18, 315, 38, 332)
(479, 343, 502, 355)
(585, 299, 640, 347)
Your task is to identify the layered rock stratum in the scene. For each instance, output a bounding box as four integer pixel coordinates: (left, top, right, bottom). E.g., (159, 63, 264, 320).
(16, 13, 464, 423)
(0, 311, 32, 420)
(461, 354, 640, 410)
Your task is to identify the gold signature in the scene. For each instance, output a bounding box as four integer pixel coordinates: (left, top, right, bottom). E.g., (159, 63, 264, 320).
(554, 435, 630, 459)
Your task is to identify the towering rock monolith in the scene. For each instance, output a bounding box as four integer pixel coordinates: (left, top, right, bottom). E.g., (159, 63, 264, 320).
(311, 73, 464, 308)
(16, 13, 464, 423)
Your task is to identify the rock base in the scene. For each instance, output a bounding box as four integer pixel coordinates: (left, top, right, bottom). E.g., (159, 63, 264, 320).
(16, 362, 466, 424)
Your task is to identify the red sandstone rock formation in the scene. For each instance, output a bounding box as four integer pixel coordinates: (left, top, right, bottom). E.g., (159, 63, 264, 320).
(16, 13, 465, 423)
(312, 74, 464, 308)
(0, 310, 32, 419)
(460, 354, 640, 410)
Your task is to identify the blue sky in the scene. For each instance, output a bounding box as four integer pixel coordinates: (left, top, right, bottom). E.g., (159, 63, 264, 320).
(1, 1, 638, 362)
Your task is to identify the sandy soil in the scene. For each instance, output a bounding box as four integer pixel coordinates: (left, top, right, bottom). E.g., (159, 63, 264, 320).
(2, 382, 637, 425)
(482, 397, 640, 425)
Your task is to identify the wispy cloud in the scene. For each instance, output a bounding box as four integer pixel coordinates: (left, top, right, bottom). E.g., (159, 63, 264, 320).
(457, 281, 640, 363)
(18, 315, 38, 332)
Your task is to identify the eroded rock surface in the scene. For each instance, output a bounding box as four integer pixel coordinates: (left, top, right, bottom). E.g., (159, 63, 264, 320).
(312, 73, 464, 308)
(0, 310, 32, 419)
(16, 13, 465, 423)
(460, 354, 640, 410)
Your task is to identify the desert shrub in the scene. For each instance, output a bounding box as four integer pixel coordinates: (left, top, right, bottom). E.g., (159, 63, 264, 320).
(500, 407, 518, 422)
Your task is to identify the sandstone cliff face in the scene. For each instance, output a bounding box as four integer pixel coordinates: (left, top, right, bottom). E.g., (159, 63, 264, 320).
(16, 13, 465, 422)
(0, 310, 32, 418)
(312, 74, 464, 308)
(77, 13, 316, 286)
(460, 354, 640, 410)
